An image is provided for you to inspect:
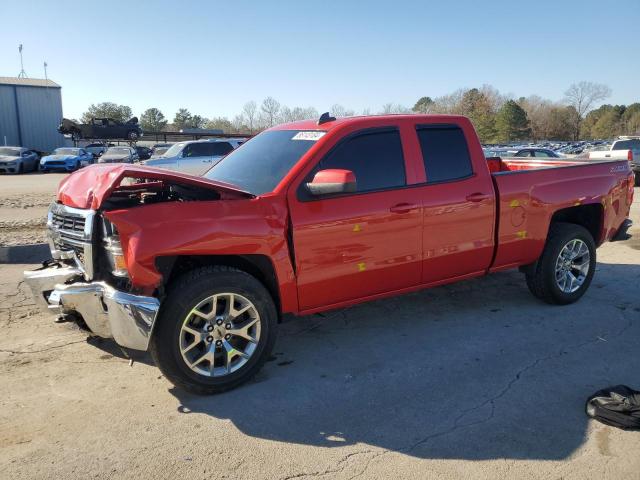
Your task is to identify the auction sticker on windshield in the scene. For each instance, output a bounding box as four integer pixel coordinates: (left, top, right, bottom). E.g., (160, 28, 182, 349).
(292, 131, 326, 141)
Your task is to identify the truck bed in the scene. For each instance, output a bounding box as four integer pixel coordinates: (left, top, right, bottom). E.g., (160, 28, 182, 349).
(486, 157, 634, 272)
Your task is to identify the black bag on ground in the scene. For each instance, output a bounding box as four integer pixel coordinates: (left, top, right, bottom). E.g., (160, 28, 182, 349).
(586, 385, 640, 430)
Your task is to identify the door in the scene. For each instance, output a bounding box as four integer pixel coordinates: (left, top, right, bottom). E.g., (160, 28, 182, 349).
(413, 124, 496, 284)
(288, 128, 423, 311)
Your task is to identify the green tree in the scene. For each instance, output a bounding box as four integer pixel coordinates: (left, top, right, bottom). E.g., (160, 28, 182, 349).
(458, 88, 496, 142)
(413, 96, 435, 113)
(82, 102, 132, 123)
(139, 108, 167, 132)
(621, 103, 640, 136)
(190, 115, 207, 129)
(591, 109, 622, 139)
(494, 100, 530, 142)
(173, 108, 193, 129)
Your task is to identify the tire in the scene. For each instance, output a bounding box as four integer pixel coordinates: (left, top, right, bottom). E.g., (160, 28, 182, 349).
(150, 266, 278, 394)
(635, 172, 639, 187)
(525, 222, 596, 305)
(17, 162, 24, 174)
(127, 130, 139, 141)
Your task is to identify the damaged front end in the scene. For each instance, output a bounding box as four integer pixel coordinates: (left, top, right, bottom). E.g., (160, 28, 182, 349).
(24, 164, 253, 350)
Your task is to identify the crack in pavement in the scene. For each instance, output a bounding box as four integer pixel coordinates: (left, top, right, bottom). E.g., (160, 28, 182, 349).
(0, 339, 87, 354)
(279, 450, 375, 480)
(342, 310, 637, 480)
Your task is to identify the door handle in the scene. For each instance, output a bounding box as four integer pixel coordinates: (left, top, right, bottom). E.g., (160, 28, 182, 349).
(389, 203, 418, 214)
(466, 192, 491, 202)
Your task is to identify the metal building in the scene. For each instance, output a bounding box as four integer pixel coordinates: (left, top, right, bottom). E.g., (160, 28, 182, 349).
(0, 77, 65, 152)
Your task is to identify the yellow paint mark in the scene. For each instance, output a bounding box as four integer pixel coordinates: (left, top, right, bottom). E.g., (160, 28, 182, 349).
(352, 223, 361, 232)
(357, 262, 366, 272)
(516, 230, 527, 239)
(509, 199, 520, 208)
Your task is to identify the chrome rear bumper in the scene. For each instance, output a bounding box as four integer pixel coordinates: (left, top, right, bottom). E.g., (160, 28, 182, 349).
(24, 263, 160, 351)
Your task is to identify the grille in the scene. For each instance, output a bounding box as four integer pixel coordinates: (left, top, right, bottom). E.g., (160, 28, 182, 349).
(47, 203, 95, 279)
(51, 211, 86, 234)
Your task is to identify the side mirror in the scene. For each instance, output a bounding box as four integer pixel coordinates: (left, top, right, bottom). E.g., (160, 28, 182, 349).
(306, 169, 356, 196)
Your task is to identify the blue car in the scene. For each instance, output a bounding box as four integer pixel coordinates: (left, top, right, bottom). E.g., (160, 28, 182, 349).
(40, 147, 94, 172)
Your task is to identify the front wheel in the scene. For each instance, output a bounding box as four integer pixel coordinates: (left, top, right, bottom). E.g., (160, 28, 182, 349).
(127, 130, 139, 141)
(525, 222, 596, 305)
(150, 266, 278, 394)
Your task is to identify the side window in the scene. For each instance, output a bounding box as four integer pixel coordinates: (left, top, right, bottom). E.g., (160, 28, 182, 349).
(188, 143, 210, 157)
(514, 150, 531, 157)
(208, 142, 235, 156)
(416, 125, 473, 183)
(313, 129, 406, 193)
(534, 150, 551, 158)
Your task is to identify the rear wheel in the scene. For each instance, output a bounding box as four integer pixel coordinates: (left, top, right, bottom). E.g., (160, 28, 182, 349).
(635, 172, 639, 187)
(150, 266, 278, 394)
(525, 223, 596, 305)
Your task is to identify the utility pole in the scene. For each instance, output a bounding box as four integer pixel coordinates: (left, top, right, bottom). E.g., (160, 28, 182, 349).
(18, 44, 27, 78)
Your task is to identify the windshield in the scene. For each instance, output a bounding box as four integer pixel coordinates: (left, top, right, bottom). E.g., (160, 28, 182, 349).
(0, 147, 21, 156)
(53, 148, 80, 155)
(204, 130, 321, 195)
(106, 147, 131, 154)
(162, 143, 185, 158)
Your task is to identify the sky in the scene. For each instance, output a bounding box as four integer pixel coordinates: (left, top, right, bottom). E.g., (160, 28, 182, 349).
(1, 0, 638, 121)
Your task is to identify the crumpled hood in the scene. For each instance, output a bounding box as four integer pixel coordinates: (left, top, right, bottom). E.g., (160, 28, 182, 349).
(57, 164, 254, 210)
(0, 155, 20, 162)
(42, 155, 77, 162)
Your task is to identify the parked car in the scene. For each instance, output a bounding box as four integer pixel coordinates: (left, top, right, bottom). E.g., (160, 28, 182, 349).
(0, 146, 39, 174)
(97, 146, 138, 164)
(150, 143, 173, 159)
(143, 139, 243, 175)
(588, 137, 640, 185)
(512, 148, 563, 158)
(58, 117, 143, 141)
(24, 114, 634, 394)
(84, 142, 108, 158)
(39, 147, 93, 172)
(135, 146, 152, 160)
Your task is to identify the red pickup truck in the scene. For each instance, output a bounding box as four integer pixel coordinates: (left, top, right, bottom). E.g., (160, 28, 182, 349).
(25, 114, 634, 394)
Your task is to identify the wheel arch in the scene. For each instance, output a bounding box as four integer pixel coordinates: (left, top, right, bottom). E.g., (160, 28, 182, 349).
(549, 203, 604, 245)
(156, 254, 282, 318)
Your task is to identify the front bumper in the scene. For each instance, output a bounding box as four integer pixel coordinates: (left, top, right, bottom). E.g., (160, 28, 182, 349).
(24, 263, 160, 350)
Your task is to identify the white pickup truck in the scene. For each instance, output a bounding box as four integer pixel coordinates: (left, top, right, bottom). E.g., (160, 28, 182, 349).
(588, 137, 640, 185)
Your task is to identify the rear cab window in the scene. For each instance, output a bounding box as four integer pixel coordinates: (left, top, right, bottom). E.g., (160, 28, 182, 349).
(299, 128, 406, 199)
(416, 125, 473, 183)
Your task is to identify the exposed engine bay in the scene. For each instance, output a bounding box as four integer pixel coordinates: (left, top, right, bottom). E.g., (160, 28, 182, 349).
(101, 179, 224, 210)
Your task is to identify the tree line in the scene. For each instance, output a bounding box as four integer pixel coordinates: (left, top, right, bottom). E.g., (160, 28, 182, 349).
(80, 81, 639, 143)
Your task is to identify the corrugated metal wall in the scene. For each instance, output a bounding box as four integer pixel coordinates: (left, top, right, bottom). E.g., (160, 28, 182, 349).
(0, 85, 20, 147)
(0, 84, 65, 152)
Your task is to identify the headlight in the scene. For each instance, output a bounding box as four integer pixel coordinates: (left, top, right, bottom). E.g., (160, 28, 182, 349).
(102, 218, 128, 277)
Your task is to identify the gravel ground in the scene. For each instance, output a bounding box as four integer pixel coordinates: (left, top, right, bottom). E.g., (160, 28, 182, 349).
(1, 173, 639, 479)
